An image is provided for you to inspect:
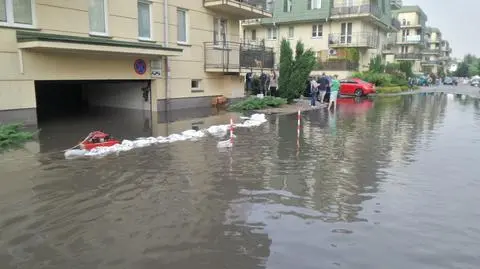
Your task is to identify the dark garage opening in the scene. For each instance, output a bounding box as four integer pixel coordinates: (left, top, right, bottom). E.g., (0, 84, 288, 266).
(35, 80, 152, 123)
(34, 80, 154, 152)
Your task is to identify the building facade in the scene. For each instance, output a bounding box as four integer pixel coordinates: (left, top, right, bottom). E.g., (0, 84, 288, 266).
(0, 0, 273, 125)
(241, 0, 401, 77)
(388, 5, 427, 73)
(388, 5, 452, 75)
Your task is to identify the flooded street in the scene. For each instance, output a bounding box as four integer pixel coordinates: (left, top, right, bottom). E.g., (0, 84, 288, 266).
(1, 93, 480, 268)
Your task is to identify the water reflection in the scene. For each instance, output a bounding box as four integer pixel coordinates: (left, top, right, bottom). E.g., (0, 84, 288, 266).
(1, 93, 480, 268)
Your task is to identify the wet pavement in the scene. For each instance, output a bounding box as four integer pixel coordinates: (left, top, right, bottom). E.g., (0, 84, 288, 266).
(1, 93, 480, 269)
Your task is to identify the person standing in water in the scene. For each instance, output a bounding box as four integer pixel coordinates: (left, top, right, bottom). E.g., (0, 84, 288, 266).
(328, 74, 340, 111)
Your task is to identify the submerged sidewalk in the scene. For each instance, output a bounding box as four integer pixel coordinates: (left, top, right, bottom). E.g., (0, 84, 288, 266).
(254, 98, 328, 115)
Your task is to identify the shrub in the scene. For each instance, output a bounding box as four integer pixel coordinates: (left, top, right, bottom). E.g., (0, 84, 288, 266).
(352, 71, 392, 87)
(228, 96, 287, 111)
(0, 123, 34, 151)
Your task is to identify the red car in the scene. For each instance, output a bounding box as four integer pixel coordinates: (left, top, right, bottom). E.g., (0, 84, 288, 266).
(339, 78, 376, 97)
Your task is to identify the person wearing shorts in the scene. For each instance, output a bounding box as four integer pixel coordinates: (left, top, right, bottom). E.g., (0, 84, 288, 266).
(328, 75, 340, 111)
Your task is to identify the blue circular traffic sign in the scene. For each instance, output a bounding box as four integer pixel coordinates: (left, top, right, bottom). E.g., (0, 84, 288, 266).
(134, 59, 147, 75)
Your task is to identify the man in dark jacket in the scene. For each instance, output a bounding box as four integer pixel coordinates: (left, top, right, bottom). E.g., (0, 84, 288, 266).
(317, 73, 329, 103)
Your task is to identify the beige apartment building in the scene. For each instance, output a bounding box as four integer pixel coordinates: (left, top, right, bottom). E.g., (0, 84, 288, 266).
(422, 27, 442, 74)
(386, 5, 427, 73)
(242, 0, 401, 77)
(0, 0, 273, 125)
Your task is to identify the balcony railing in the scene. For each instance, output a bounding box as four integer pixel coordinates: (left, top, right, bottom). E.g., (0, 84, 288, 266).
(314, 60, 359, 71)
(397, 35, 424, 45)
(328, 32, 377, 48)
(422, 48, 440, 54)
(331, 4, 382, 19)
(395, 53, 422, 60)
(203, 0, 272, 19)
(204, 41, 274, 72)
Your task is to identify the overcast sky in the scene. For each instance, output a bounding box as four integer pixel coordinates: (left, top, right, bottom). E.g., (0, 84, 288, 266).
(402, 0, 479, 58)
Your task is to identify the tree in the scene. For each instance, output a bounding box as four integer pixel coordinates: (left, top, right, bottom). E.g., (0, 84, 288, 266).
(369, 55, 384, 73)
(399, 61, 414, 78)
(454, 62, 469, 77)
(278, 39, 316, 103)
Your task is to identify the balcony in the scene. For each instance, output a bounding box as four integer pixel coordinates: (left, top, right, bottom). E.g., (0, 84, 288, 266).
(314, 60, 359, 71)
(241, 18, 262, 27)
(421, 60, 440, 65)
(330, 4, 381, 20)
(395, 53, 422, 60)
(203, 0, 272, 19)
(328, 32, 377, 49)
(427, 39, 441, 43)
(204, 41, 274, 73)
(396, 35, 424, 45)
(390, 0, 402, 9)
(422, 48, 440, 55)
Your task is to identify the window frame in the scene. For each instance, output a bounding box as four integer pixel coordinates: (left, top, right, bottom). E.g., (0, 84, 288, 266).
(191, 79, 202, 92)
(137, 0, 153, 41)
(0, 0, 36, 28)
(312, 24, 323, 39)
(267, 27, 277, 40)
(308, 0, 322, 10)
(213, 17, 228, 47)
(88, 0, 109, 37)
(288, 26, 294, 39)
(177, 8, 189, 45)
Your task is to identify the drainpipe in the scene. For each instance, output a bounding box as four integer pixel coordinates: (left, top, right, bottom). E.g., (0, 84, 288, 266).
(163, 0, 170, 113)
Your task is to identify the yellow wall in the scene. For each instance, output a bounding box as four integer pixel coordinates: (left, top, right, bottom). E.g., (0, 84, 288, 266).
(0, 0, 246, 113)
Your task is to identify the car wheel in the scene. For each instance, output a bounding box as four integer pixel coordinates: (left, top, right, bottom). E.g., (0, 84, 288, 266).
(354, 89, 363, 97)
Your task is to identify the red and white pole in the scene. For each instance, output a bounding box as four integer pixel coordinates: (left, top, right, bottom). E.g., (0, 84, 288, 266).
(296, 110, 301, 150)
(230, 118, 234, 145)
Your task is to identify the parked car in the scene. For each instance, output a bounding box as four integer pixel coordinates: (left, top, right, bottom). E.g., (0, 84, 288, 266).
(340, 78, 376, 97)
(443, 77, 454, 85)
(470, 79, 480, 87)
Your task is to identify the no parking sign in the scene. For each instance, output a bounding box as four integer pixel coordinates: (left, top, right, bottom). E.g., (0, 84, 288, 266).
(134, 59, 147, 75)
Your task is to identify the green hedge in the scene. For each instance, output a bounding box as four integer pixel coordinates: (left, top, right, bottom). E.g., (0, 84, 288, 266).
(0, 123, 34, 151)
(228, 96, 287, 111)
(352, 71, 408, 87)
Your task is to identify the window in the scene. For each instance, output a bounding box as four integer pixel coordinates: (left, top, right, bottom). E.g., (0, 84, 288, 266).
(266, 0, 274, 12)
(340, 22, 352, 44)
(191, 79, 202, 92)
(138, 1, 152, 40)
(308, 0, 321, 10)
(312, 24, 322, 38)
(288, 26, 294, 39)
(89, 0, 108, 35)
(0, 0, 34, 26)
(267, 27, 277, 40)
(251, 29, 256, 40)
(213, 18, 227, 45)
(283, 0, 292, 12)
(177, 8, 188, 43)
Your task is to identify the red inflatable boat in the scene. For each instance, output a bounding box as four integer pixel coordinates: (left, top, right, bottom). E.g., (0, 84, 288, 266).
(78, 131, 120, 151)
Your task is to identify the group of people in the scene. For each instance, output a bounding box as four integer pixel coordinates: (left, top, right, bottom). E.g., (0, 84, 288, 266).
(246, 70, 279, 97)
(309, 73, 340, 111)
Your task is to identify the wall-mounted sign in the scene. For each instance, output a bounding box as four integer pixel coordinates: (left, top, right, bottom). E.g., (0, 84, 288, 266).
(150, 59, 162, 78)
(134, 59, 147, 75)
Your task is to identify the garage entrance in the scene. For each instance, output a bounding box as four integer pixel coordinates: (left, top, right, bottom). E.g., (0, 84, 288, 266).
(35, 80, 152, 123)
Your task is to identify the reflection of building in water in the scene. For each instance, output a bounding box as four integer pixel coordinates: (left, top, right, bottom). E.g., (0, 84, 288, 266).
(264, 94, 449, 222)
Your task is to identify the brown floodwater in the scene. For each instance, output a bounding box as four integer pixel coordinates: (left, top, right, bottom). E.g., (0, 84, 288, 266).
(1, 93, 480, 269)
